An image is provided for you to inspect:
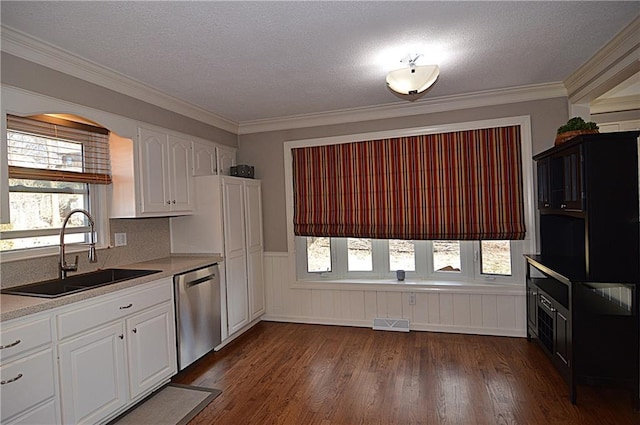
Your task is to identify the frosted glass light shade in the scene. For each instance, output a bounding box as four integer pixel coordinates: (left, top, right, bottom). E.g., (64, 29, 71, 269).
(386, 64, 440, 95)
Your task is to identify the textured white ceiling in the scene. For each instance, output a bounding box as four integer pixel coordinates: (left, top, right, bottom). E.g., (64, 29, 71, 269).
(1, 1, 638, 123)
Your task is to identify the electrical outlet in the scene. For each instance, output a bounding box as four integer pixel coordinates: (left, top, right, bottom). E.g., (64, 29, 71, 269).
(408, 292, 416, 305)
(114, 232, 127, 247)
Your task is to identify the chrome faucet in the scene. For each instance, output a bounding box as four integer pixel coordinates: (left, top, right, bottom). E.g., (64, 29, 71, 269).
(59, 209, 98, 279)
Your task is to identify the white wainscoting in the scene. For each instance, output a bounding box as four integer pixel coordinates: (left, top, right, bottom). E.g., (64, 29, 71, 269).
(263, 252, 527, 337)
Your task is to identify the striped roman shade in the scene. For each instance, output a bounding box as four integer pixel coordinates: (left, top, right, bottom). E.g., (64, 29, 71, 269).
(292, 126, 525, 240)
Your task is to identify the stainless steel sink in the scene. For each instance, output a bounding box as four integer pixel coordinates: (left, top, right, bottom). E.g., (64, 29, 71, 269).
(1, 268, 162, 298)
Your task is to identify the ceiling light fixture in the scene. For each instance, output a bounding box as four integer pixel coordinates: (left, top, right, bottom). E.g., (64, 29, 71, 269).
(386, 54, 439, 101)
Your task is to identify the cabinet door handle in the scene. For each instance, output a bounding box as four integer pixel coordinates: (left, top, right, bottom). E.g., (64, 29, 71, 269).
(0, 339, 21, 350)
(119, 334, 124, 340)
(166, 200, 171, 205)
(1, 373, 23, 385)
(132, 328, 137, 334)
(119, 303, 133, 310)
(560, 203, 567, 209)
(172, 200, 176, 204)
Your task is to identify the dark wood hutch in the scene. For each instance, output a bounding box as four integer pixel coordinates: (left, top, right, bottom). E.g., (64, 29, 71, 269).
(525, 130, 640, 407)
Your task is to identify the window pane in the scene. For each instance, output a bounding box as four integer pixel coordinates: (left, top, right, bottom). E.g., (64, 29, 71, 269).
(307, 237, 331, 272)
(481, 240, 512, 275)
(389, 239, 415, 271)
(7, 180, 88, 231)
(1, 178, 89, 251)
(347, 238, 372, 271)
(8, 131, 83, 172)
(433, 240, 461, 272)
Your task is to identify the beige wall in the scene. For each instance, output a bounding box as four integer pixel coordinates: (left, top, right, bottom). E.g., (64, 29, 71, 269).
(238, 97, 569, 252)
(1, 53, 237, 147)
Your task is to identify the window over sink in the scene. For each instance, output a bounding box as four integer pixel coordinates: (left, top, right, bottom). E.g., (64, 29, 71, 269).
(1, 114, 110, 259)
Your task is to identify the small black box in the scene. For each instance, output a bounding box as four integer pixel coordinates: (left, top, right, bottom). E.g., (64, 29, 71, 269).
(230, 164, 255, 178)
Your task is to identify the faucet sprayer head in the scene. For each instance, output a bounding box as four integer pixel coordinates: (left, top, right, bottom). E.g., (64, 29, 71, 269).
(88, 243, 98, 263)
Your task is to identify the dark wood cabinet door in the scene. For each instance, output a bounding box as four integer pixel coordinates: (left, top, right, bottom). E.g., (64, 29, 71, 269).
(554, 308, 570, 367)
(537, 159, 551, 210)
(527, 282, 538, 332)
(535, 145, 584, 213)
(560, 146, 583, 211)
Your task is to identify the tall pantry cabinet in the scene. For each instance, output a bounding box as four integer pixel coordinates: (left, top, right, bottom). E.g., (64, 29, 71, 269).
(221, 178, 265, 333)
(170, 175, 265, 341)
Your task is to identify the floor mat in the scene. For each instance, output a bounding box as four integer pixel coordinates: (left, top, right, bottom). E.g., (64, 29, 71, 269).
(108, 383, 221, 425)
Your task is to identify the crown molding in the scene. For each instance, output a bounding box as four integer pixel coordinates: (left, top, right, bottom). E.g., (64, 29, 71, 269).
(1, 25, 239, 134)
(1, 24, 568, 137)
(590, 95, 640, 114)
(564, 15, 640, 104)
(237, 82, 567, 134)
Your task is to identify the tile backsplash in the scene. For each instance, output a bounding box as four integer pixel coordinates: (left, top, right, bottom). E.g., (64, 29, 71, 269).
(0, 218, 171, 289)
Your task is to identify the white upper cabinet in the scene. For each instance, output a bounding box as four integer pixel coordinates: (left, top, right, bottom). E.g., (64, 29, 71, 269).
(139, 128, 194, 215)
(216, 145, 237, 176)
(138, 128, 169, 213)
(110, 127, 237, 218)
(167, 134, 193, 211)
(110, 127, 195, 217)
(192, 141, 218, 176)
(191, 141, 238, 177)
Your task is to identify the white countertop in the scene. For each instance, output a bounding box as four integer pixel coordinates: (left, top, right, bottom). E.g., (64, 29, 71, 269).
(0, 254, 222, 322)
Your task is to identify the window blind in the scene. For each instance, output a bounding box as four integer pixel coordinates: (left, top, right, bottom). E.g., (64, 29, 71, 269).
(292, 126, 526, 240)
(7, 114, 112, 185)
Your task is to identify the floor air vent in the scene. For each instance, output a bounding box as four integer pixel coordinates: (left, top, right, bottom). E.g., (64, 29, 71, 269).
(372, 318, 410, 332)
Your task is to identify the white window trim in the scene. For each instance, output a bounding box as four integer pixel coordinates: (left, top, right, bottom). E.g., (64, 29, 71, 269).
(295, 238, 524, 285)
(283, 115, 536, 288)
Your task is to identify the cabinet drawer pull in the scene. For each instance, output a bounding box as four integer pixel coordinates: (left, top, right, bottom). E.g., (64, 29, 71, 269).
(1, 373, 23, 385)
(0, 339, 21, 349)
(539, 295, 554, 312)
(119, 303, 133, 310)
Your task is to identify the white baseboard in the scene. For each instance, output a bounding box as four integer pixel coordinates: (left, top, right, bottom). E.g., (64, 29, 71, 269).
(261, 314, 526, 338)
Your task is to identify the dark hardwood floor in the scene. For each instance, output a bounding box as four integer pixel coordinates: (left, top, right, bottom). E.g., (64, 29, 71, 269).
(172, 322, 639, 425)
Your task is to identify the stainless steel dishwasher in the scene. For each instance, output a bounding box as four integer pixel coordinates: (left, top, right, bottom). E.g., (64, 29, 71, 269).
(174, 263, 221, 370)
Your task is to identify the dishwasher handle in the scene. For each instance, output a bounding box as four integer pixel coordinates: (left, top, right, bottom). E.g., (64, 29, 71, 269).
(186, 273, 216, 288)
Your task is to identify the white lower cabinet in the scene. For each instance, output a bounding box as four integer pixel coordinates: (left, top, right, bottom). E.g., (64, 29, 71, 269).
(247, 248, 265, 320)
(57, 278, 177, 424)
(59, 322, 128, 425)
(225, 253, 250, 334)
(1, 348, 58, 423)
(126, 303, 175, 399)
(5, 400, 58, 425)
(0, 315, 59, 424)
